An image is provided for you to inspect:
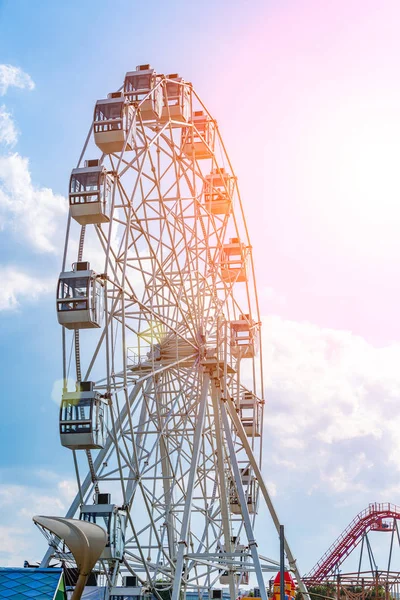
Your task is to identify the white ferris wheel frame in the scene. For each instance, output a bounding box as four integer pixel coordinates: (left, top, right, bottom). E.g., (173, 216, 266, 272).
(40, 70, 308, 600)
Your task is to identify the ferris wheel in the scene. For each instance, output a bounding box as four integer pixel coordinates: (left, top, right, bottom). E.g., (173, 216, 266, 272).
(39, 64, 307, 600)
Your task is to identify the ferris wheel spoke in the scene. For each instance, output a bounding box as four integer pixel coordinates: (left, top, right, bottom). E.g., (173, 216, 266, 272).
(112, 215, 200, 339)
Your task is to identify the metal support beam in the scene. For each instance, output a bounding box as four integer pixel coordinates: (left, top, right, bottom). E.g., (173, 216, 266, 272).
(171, 373, 210, 600)
(225, 396, 310, 600)
(220, 401, 267, 600)
(157, 377, 177, 561)
(210, 377, 236, 600)
(280, 526, 285, 600)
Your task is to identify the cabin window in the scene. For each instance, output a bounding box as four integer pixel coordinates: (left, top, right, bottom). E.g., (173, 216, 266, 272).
(70, 171, 100, 194)
(94, 102, 123, 132)
(58, 277, 89, 311)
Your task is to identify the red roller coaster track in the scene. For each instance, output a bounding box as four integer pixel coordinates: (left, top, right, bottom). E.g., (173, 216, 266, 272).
(304, 503, 400, 584)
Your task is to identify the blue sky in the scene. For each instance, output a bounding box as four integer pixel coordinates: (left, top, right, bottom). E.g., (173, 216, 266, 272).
(2, 0, 400, 581)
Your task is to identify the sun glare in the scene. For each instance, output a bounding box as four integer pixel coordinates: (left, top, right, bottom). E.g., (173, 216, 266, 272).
(299, 93, 400, 255)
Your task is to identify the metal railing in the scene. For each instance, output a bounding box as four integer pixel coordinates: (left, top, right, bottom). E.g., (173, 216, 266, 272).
(306, 503, 400, 580)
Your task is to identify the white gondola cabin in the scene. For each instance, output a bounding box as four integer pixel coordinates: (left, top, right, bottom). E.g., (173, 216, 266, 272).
(69, 160, 112, 225)
(124, 64, 162, 122)
(57, 262, 104, 330)
(239, 391, 262, 437)
(80, 495, 126, 561)
(220, 572, 249, 585)
(204, 168, 233, 215)
(182, 111, 215, 159)
(229, 467, 257, 515)
(94, 92, 135, 154)
(219, 543, 248, 584)
(230, 314, 259, 359)
(60, 381, 107, 450)
(220, 573, 235, 585)
(161, 73, 190, 124)
(220, 238, 247, 283)
(110, 584, 142, 600)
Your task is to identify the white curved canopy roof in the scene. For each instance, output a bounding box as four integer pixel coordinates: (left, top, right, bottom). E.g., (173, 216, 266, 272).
(33, 515, 107, 575)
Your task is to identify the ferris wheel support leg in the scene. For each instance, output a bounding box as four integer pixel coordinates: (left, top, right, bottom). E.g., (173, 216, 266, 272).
(171, 373, 210, 600)
(210, 377, 236, 600)
(220, 402, 267, 600)
(152, 374, 178, 562)
(225, 398, 310, 600)
(40, 381, 144, 567)
(125, 379, 154, 502)
(159, 429, 177, 561)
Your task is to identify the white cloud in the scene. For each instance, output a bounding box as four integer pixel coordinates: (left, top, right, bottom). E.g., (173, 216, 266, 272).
(262, 316, 400, 499)
(0, 484, 22, 507)
(57, 479, 78, 504)
(51, 377, 76, 405)
(0, 153, 67, 253)
(0, 265, 53, 310)
(0, 526, 30, 566)
(0, 64, 35, 96)
(317, 452, 373, 495)
(0, 105, 18, 146)
(266, 480, 277, 497)
(0, 472, 77, 566)
(0, 64, 35, 148)
(260, 286, 287, 309)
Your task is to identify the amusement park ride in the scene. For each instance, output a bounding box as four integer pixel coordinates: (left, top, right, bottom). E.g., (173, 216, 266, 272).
(304, 503, 400, 599)
(31, 65, 310, 600)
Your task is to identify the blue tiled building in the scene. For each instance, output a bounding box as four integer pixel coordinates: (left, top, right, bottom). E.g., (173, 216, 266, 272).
(0, 567, 66, 600)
